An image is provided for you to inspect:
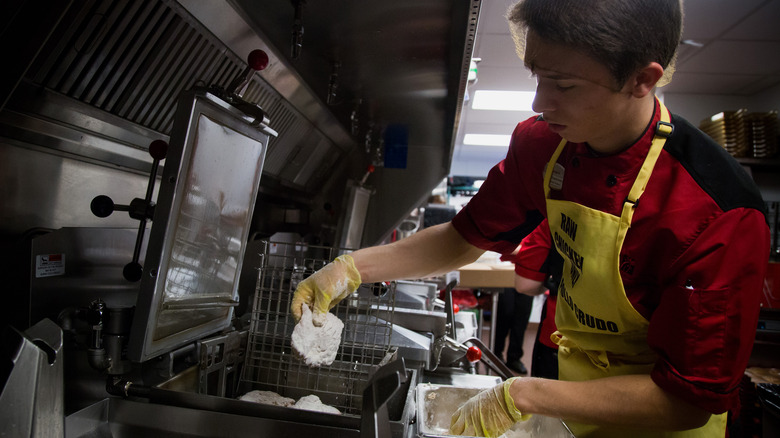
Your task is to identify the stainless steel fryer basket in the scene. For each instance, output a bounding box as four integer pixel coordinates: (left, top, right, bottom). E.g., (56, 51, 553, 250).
(238, 241, 397, 416)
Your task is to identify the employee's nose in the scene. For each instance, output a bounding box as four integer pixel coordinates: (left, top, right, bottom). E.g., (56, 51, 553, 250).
(531, 85, 552, 114)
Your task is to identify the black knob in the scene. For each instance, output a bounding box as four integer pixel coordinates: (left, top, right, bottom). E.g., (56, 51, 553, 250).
(123, 262, 143, 282)
(91, 195, 116, 218)
(148, 139, 168, 161)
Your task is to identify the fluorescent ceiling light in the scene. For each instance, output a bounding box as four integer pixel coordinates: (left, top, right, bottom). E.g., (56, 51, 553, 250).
(472, 90, 535, 111)
(463, 133, 511, 147)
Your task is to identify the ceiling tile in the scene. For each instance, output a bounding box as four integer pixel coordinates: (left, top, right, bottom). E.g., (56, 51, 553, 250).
(737, 75, 780, 95)
(477, 0, 516, 36)
(473, 33, 524, 68)
(724, 0, 780, 41)
(675, 40, 711, 64)
(662, 71, 764, 95)
(680, 0, 766, 40)
(676, 41, 780, 75)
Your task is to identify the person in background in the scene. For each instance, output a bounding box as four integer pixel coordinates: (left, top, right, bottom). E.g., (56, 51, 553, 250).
(291, 0, 769, 436)
(512, 219, 562, 380)
(493, 286, 533, 375)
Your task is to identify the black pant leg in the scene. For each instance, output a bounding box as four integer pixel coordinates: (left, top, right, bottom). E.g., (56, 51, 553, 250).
(506, 291, 533, 362)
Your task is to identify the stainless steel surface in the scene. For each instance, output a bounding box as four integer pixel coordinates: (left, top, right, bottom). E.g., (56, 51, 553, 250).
(361, 358, 409, 438)
(1, 1, 486, 434)
(240, 241, 397, 416)
(177, 0, 355, 158)
(1, 319, 64, 438)
(395, 280, 439, 311)
(379, 280, 454, 371)
(389, 325, 436, 370)
(338, 181, 373, 249)
(0, 141, 156, 237)
(25, 228, 144, 414)
(65, 397, 362, 438)
(421, 370, 501, 388)
(128, 89, 274, 362)
(29, 228, 143, 327)
(197, 330, 248, 398)
(0, 0, 342, 242)
(381, 307, 447, 338)
(1, 0, 479, 248)
(416, 384, 574, 438)
(2, 82, 167, 173)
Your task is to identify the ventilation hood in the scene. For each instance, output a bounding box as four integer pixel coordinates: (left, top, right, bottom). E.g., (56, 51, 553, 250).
(0, 0, 479, 246)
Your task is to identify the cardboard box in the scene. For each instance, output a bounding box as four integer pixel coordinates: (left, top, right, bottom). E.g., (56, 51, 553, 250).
(456, 262, 515, 288)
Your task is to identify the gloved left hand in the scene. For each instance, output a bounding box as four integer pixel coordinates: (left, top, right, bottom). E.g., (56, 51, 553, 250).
(449, 377, 529, 437)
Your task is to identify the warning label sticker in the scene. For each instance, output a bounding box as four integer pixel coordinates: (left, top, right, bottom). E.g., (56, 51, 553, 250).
(36, 254, 65, 278)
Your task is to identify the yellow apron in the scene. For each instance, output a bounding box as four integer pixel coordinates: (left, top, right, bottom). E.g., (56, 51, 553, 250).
(544, 102, 726, 437)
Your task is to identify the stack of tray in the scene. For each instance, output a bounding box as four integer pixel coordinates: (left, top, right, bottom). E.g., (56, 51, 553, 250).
(746, 111, 778, 158)
(700, 110, 778, 158)
(699, 110, 750, 157)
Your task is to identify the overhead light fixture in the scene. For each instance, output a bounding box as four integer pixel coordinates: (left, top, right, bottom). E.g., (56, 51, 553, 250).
(681, 39, 704, 48)
(463, 133, 511, 147)
(472, 90, 535, 111)
(468, 58, 481, 82)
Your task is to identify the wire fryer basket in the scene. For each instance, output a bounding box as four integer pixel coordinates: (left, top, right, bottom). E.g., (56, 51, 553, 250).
(239, 241, 396, 416)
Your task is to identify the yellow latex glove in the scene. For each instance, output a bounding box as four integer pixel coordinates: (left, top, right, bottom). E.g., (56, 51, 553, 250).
(449, 377, 530, 437)
(290, 254, 362, 326)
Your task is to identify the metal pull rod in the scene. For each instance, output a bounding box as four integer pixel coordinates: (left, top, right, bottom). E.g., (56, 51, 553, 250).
(89, 140, 168, 281)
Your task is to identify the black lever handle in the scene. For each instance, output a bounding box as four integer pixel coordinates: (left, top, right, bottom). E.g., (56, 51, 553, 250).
(90, 140, 167, 281)
(89, 196, 151, 220)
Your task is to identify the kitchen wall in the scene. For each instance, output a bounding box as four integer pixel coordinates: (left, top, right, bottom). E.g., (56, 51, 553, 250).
(662, 83, 780, 126)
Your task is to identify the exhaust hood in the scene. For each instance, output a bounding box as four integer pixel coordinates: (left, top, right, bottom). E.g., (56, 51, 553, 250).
(0, 0, 479, 246)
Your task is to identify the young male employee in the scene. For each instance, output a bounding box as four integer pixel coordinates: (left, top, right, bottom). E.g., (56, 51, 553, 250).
(291, 0, 770, 436)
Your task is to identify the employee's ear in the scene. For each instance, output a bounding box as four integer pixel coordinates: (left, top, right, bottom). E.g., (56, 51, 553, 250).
(629, 62, 664, 98)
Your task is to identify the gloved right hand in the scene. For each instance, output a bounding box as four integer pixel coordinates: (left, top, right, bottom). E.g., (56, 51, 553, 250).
(449, 377, 529, 437)
(290, 254, 362, 326)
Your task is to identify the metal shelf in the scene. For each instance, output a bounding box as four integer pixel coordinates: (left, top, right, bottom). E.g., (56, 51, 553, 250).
(737, 157, 780, 169)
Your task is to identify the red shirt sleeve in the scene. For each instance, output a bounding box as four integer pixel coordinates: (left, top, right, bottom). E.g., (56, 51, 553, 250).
(648, 207, 770, 414)
(451, 117, 552, 255)
(514, 219, 552, 282)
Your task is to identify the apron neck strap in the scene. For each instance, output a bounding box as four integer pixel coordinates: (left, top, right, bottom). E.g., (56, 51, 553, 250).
(624, 101, 672, 206)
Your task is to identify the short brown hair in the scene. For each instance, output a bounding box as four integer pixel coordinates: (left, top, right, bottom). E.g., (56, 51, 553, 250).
(508, 0, 683, 87)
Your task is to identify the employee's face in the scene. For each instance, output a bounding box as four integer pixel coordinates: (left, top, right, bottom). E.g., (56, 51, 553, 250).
(524, 32, 635, 149)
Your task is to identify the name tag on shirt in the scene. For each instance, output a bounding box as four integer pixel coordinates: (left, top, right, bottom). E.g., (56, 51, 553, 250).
(550, 163, 565, 190)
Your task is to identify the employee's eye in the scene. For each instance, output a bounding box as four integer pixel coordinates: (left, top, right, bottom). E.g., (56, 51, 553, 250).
(556, 82, 575, 91)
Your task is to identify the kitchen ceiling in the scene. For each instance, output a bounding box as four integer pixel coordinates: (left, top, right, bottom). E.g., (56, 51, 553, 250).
(452, 0, 780, 177)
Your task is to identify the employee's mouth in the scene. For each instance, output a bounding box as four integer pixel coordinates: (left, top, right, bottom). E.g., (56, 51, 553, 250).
(547, 122, 566, 133)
